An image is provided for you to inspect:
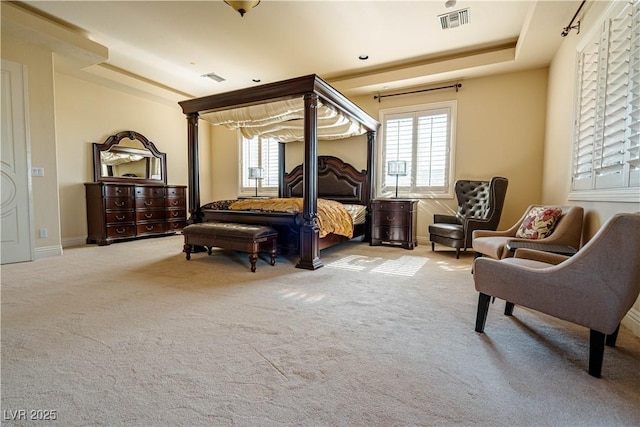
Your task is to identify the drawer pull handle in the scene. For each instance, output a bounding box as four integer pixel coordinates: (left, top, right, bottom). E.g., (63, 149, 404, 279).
(116, 215, 125, 221)
(144, 201, 153, 206)
(145, 213, 153, 219)
(116, 228, 126, 234)
(386, 216, 395, 221)
(171, 211, 179, 217)
(116, 189, 122, 194)
(146, 225, 154, 231)
(114, 201, 125, 207)
(171, 200, 179, 206)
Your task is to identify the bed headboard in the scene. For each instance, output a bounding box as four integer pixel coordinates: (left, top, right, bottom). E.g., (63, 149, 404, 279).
(282, 155, 369, 205)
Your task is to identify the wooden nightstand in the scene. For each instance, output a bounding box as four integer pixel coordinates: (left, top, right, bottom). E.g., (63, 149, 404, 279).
(370, 198, 418, 249)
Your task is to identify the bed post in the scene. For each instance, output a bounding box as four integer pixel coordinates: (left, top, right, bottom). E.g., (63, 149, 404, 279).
(365, 130, 376, 242)
(278, 142, 286, 198)
(187, 112, 202, 223)
(297, 93, 322, 270)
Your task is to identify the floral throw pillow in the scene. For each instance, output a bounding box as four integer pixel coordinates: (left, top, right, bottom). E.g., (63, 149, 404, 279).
(515, 206, 563, 239)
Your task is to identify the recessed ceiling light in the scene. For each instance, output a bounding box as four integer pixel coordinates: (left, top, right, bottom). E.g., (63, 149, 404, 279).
(252, 78, 261, 83)
(445, 0, 456, 8)
(359, 55, 369, 61)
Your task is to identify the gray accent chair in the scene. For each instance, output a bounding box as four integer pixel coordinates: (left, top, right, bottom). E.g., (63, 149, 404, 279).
(428, 177, 508, 259)
(472, 204, 584, 260)
(473, 212, 640, 378)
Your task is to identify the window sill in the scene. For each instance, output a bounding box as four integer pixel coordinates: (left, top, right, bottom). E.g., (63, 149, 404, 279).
(568, 188, 640, 203)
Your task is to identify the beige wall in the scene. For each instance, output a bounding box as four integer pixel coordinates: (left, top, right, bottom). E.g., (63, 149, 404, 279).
(54, 72, 211, 245)
(544, 0, 640, 335)
(354, 68, 548, 243)
(1, 34, 61, 254)
(207, 68, 549, 244)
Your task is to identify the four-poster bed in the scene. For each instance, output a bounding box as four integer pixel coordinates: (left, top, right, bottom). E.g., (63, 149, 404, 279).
(178, 74, 379, 270)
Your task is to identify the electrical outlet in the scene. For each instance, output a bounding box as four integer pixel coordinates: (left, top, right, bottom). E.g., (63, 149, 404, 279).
(31, 167, 45, 177)
(39, 228, 48, 238)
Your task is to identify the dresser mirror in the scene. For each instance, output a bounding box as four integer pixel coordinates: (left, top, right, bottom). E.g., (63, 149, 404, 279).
(92, 130, 167, 184)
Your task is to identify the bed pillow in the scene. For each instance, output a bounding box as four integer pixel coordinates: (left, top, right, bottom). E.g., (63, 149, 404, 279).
(515, 206, 563, 239)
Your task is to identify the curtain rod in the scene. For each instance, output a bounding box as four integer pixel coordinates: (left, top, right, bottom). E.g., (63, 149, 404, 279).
(374, 83, 462, 102)
(561, 0, 586, 37)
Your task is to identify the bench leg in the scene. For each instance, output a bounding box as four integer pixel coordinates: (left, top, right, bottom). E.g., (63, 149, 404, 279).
(269, 238, 277, 266)
(248, 252, 258, 272)
(183, 243, 192, 260)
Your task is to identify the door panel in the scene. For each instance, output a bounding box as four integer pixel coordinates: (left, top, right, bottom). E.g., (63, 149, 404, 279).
(1, 59, 33, 264)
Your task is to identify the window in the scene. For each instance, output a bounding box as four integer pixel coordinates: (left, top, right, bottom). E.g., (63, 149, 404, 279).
(240, 136, 279, 195)
(570, 0, 639, 202)
(378, 101, 456, 198)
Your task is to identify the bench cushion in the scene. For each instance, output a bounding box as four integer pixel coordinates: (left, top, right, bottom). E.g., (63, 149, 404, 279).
(183, 222, 277, 240)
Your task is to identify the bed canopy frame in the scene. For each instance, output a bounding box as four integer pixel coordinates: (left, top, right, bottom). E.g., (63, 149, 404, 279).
(179, 74, 380, 270)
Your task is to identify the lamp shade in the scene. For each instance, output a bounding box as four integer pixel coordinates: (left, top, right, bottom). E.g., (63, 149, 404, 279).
(388, 160, 407, 176)
(248, 167, 264, 180)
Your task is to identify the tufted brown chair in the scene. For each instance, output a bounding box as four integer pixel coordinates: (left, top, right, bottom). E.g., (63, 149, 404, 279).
(429, 177, 508, 258)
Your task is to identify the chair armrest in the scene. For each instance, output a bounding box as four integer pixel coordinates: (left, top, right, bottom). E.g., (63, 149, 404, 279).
(514, 248, 569, 265)
(434, 214, 458, 224)
(473, 228, 515, 239)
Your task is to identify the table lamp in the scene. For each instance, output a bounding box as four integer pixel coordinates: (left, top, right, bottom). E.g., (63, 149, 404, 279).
(387, 160, 407, 198)
(248, 167, 264, 197)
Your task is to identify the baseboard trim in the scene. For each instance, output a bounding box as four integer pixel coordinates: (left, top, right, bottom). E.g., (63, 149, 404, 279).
(34, 245, 63, 259)
(622, 307, 640, 339)
(62, 236, 88, 248)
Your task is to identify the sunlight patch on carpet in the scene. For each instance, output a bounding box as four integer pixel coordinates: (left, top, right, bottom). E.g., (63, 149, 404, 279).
(278, 288, 326, 303)
(325, 255, 383, 271)
(326, 254, 427, 276)
(370, 256, 428, 276)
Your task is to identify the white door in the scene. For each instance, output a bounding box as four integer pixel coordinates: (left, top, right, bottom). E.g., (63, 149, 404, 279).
(1, 59, 34, 264)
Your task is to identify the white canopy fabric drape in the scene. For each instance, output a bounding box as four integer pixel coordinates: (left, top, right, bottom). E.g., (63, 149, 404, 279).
(200, 98, 366, 142)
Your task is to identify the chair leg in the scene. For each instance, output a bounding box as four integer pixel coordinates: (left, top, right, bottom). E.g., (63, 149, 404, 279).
(431, 242, 435, 252)
(455, 248, 460, 259)
(475, 293, 491, 333)
(605, 324, 620, 347)
(589, 329, 606, 378)
(504, 302, 515, 316)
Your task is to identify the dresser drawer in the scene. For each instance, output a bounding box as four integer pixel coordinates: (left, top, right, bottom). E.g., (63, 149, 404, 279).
(136, 210, 165, 222)
(371, 200, 414, 212)
(135, 186, 165, 197)
(137, 222, 165, 235)
(135, 198, 164, 209)
(166, 219, 186, 232)
(165, 197, 186, 208)
(105, 211, 135, 224)
(104, 185, 132, 197)
(372, 210, 410, 227)
(105, 197, 134, 210)
(166, 186, 185, 197)
(106, 224, 136, 239)
(372, 226, 409, 242)
(166, 208, 186, 220)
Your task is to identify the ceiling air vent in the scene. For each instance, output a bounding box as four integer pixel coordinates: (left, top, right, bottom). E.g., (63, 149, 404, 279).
(439, 8, 469, 30)
(202, 72, 226, 83)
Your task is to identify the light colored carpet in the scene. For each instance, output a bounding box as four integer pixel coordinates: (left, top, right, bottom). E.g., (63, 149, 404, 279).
(2, 235, 639, 426)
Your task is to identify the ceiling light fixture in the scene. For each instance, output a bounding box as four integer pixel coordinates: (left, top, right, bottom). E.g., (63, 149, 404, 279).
(224, 1, 260, 17)
(445, 0, 456, 8)
(359, 55, 369, 61)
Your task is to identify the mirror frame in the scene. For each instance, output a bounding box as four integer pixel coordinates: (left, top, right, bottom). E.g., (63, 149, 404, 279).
(92, 130, 167, 184)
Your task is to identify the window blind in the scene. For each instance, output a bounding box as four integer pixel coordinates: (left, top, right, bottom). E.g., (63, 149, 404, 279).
(380, 102, 455, 198)
(571, 0, 639, 200)
(241, 136, 279, 192)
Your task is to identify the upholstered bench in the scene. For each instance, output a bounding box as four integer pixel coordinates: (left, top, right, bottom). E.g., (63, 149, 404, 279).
(182, 222, 278, 272)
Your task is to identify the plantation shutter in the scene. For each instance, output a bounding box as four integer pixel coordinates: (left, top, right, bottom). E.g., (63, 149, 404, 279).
(571, 0, 640, 198)
(242, 136, 279, 191)
(381, 101, 454, 197)
(627, 2, 640, 187)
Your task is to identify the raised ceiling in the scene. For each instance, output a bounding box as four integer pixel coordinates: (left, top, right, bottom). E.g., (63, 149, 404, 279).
(10, 1, 583, 100)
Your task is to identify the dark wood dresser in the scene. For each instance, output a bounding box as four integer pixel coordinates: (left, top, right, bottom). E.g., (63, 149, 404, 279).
(370, 198, 418, 249)
(85, 182, 187, 245)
